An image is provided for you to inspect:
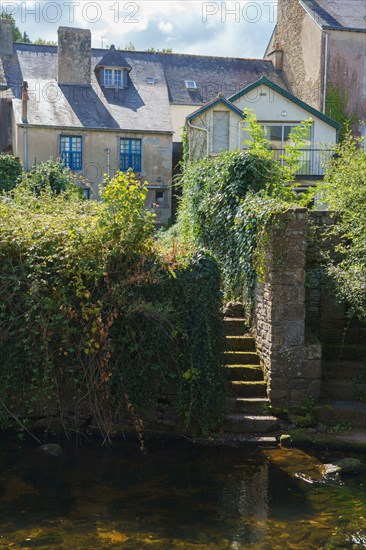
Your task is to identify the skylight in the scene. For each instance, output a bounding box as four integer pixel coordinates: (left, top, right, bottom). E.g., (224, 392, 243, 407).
(146, 77, 155, 85)
(185, 80, 197, 90)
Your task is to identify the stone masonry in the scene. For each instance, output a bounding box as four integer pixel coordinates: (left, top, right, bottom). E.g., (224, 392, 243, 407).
(253, 208, 321, 408)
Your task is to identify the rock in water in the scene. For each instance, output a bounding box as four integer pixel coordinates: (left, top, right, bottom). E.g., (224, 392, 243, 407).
(322, 458, 362, 476)
(39, 443, 63, 458)
(334, 458, 362, 475)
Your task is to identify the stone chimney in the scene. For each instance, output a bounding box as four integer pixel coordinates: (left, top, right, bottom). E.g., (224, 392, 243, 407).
(267, 43, 284, 71)
(57, 27, 91, 85)
(0, 18, 13, 58)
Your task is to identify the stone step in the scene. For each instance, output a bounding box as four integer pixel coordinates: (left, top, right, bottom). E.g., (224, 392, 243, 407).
(223, 351, 260, 365)
(318, 400, 366, 428)
(223, 365, 263, 381)
(321, 380, 366, 401)
(226, 381, 267, 398)
(224, 318, 248, 336)
(226, 397, 270, 415)
(223, 414, 279, 433)
(225, 335, 256, 352)
(323, 344, 366, 362)
(322, 361, 366, 380)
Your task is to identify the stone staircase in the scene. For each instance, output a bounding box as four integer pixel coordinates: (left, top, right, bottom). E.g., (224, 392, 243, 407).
(223, 317, 280, 435)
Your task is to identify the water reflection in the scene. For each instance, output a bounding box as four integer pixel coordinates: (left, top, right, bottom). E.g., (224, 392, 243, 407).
(0, 438, 364, 549)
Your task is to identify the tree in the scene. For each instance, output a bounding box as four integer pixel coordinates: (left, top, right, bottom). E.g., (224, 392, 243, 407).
(34, 38, 57, 45)
(124, 41, 135, 51)
(0, 12, 30, 43)
(322, 130, 366, 319)
(145, 47, 173, 53)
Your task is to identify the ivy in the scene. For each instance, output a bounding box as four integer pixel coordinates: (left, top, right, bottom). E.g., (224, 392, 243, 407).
(168, 110, 310, 305)
(0, 172, 224, 441)
(0, 155, 23, 192)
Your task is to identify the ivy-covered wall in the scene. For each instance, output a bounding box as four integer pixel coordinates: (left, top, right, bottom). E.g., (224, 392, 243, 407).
(0, 173, 225, 442)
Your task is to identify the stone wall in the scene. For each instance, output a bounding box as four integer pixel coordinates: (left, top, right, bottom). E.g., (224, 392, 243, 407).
(268, 0, 324, 112)
(253, 208, 321, 408)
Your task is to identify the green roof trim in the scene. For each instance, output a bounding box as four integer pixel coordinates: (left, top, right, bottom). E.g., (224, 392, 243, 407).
(186, 96, 244, 121)
(228, 76, 341, 130)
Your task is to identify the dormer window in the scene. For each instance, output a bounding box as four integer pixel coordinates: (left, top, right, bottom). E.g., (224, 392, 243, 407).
(95, 45, 132, 89)
(104, 68, 123, 88)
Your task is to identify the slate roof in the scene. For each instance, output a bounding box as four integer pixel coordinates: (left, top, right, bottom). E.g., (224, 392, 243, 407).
(3, 44, 172, 132)
(157, 53, 287, 105)
(95, 45, 131, 71)
(300, 0, 366, 31)
(1, 43, 288, 131)
(187, 96, 243, 121)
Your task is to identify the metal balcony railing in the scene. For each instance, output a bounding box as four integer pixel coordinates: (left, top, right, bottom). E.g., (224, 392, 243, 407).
(271, 148, 334, 177)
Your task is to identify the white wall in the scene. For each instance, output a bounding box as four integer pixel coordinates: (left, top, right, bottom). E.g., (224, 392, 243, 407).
(232, 84, 337, 146)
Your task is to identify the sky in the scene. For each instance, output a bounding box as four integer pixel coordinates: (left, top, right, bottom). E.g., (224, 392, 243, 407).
(1, 0, 278, 58)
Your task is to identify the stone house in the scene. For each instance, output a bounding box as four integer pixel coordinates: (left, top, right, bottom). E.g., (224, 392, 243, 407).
(265, 0, 366, 138)
(0, 23, 173, 223)
(0, 21, 341, 220)
(187, 76, 340, 188)
(0, 22, 295, 219)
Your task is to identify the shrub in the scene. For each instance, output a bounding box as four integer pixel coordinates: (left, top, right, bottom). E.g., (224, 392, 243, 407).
(0, 155, 23, 192)
(20, 160, 86, 197)
(0, 172, 224, 440)
(321, 131, 366, 319)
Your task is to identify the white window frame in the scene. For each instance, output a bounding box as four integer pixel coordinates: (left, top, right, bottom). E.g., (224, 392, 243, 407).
(104, 67, 124, 88)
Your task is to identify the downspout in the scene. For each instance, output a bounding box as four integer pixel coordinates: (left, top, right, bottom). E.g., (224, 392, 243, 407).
(105, 148, 110, 178)
(21, 81, 29, 170)
(187, 119, 209, 160)
(322, 31, 329, 114)
(237, 119, 243, 149)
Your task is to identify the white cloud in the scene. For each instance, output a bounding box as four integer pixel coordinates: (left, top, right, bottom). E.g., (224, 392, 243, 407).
(158, 21, 173, 34)
(5, 0, 278, 57)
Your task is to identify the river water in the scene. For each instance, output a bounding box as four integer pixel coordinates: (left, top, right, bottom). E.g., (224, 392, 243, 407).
(0, 436, 365, 549)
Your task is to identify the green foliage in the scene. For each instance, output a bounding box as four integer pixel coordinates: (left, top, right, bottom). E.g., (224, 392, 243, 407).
(0, 12, 30, 43)
(20, 160, 85, 197)
(171, 111, 315, 303)
(0, 172, 224, 439)
(0, 155, 23, 192)
(320, 131, 366, 320)
(325, 82, 357, 142)
(171, 148, 293, 300)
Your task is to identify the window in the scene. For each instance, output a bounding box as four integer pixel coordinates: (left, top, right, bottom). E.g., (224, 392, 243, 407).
(120, 138, 142, 172)
(213, 111, 230, 153)
(104, 68, 124, 88)
(60, 136, 82, 170)
(262, 124, 312, 150)
(155, 190, 166, 206)
(185, 80, 197, 90)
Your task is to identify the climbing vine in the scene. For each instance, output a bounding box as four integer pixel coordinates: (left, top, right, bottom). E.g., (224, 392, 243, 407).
(169, 111, 311, 302)
(0, 171, 224, 440)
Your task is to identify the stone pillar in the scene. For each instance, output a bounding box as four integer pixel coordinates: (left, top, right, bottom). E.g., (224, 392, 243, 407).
(253, 208, 321, 408)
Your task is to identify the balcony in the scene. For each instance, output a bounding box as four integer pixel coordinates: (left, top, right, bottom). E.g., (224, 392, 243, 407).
(271, 148, 334, 178)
